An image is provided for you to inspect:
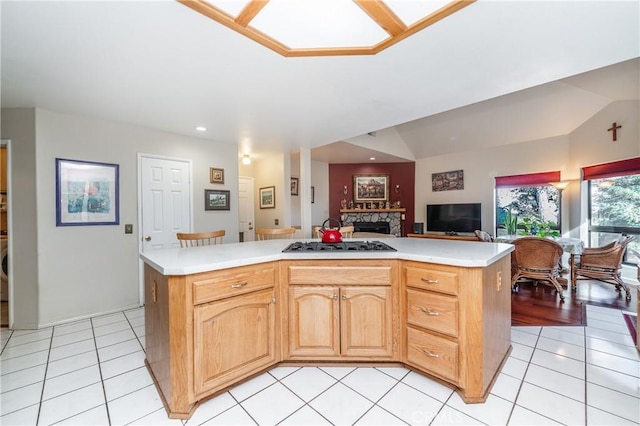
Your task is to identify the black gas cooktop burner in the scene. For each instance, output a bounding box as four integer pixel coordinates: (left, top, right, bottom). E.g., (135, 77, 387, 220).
(282, 241, 396, 252)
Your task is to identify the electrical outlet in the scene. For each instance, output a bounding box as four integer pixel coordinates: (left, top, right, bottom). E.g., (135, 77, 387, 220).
(125, 224, 133, 234)
(275, 219, 279, 225)
(496, 271, 502, 291)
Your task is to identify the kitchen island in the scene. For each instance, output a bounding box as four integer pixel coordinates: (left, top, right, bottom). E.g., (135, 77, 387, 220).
(141, 238, 513, 419)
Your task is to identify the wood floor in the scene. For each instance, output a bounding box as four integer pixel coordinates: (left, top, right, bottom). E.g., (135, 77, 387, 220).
(511, 278, 638, 326)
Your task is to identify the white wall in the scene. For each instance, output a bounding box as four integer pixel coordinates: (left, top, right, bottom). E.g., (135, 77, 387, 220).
(415, 135, 571, 235)
(253, 152, 288, 229)
(311, 160, 329, 228)
(5, 107, 240, 327)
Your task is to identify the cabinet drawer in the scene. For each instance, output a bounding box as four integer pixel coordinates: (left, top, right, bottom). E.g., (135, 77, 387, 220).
(288, 265, 391, 286)
(407, 327, 458, 384)
(407, 289, 458, 338)
(405, 266, 458, 295)
(192, 263, 275, 305)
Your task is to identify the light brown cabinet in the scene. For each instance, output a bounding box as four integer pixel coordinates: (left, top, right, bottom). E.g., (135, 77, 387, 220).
(288, 285, 393, 358)
(193, 288, 276, 396)
(144, 262, 279, 419)
(144, 254, 511, 419)
(402, 257, 511, 402)
(283, 259, 399, 361)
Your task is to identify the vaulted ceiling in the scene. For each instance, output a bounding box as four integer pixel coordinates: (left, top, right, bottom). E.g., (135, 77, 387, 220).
(1, 1, 639, 163)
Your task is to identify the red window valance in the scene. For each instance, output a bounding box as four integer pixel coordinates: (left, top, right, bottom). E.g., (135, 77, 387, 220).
(582, 157, 640, 180)
(495, 171, 560, 188)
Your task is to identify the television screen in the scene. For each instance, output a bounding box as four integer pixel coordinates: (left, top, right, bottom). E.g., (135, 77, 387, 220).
(426, 203, 481, 234)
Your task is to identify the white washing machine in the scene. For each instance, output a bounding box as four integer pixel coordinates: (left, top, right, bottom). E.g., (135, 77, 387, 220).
(1, 237, 7, 301)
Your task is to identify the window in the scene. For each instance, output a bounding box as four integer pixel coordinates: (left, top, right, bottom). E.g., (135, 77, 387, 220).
(495, 171, 561, 237)
(588, 175, 640, 264)
(584, 157, 640, 265)
(496, 186, 561, 237)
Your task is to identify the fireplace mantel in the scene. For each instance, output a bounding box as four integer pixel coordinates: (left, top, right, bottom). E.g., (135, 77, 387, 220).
(340, 208, 405, 213)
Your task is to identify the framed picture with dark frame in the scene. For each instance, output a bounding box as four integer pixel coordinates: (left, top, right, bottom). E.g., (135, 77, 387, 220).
(259, 186, 276, 209)
(55, 158, 119, 226)
(432, 169, 464, 192)
(204, 189, 230, 211)
(210, 167, 224, 184)
(291, 177, 299, 196)
(353, 173, 389, 203)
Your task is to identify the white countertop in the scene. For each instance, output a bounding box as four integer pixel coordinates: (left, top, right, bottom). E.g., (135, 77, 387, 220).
(140, 238, 514, 276)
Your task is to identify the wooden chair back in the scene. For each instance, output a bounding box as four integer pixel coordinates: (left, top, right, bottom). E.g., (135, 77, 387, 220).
(255, 227, 296, 240)
(177, 230, 225, 247)
(511, 237, 565, 300)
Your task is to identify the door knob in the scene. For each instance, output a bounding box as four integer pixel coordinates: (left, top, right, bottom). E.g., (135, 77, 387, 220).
(144, 236, 151, 241)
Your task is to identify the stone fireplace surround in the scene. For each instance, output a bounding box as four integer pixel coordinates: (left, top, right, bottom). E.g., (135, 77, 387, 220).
(340, 209, 405, 237)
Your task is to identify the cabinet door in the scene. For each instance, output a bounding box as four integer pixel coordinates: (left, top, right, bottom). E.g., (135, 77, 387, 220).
(340, 286, 393, 357)
(288, 286, 340, 357)
(193, 288, 276, 396)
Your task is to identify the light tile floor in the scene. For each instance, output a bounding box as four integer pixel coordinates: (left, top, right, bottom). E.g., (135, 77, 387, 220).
(1, 305, 638, 425)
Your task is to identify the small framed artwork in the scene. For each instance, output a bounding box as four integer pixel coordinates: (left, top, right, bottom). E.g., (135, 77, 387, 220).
(291, 177, 299, 196)
(311, 186, 315, 204)
(353, 174, 389, 203)
(204, 189, 230, 211)
(432, 169, 464, 192)
(55, 158, 119, 226)
(259, 186, 276, 209)
(210, 167, 224, 184)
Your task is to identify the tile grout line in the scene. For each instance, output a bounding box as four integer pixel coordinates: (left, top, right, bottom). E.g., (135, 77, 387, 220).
(91, 312, 113, 426)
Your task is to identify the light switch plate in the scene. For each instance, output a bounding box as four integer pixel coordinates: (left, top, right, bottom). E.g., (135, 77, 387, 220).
(125, 224, 133, 234)
(275, 219, 279, 225)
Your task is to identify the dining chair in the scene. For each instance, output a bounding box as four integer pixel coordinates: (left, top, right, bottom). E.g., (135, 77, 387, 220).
(511, 236, 565, 300)
(176, 230, 225, 247)
(474, 230, 493, 242)
(571, 235, 634, 300)
(255, 227, 296, 240)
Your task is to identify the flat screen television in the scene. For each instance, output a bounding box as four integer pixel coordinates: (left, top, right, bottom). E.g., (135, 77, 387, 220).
(426, 203, 481, 234)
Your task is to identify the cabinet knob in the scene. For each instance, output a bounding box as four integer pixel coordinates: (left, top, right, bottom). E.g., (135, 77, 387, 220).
(333, 294, 338, 300)
(420, 277, 439, 284)
(231, 282, 248, 288)
(342, 294, 347, 300)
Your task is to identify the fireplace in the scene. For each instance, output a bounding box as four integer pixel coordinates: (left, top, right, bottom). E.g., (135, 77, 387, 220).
(353, 221, 390, 234)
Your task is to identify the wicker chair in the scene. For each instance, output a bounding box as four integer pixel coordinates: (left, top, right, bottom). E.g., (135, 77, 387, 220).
(474, 230, 493, 242)
(176, 230, 225, 247)
(511, 237, 565, 300)
(255, 227, 296, 240)
(571, 235, 634, 300)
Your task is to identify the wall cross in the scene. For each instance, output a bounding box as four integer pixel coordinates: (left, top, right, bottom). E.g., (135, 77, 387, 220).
(607, 122, 622, 141)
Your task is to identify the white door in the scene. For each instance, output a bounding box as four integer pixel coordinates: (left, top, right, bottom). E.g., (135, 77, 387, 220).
(238, 176, 255, 242)
(138, 154, 192, 302)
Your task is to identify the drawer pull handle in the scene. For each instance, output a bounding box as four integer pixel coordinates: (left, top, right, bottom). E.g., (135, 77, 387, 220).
(231, 282, 248, 289)
(420, 278, 439, 284)
(421, 349, 440, 358)
(420, 307, 439, 316)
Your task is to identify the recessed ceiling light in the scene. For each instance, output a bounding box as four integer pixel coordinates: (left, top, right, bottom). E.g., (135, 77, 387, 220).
(195, 126, 207, 132)
(370, 157, 376, 161)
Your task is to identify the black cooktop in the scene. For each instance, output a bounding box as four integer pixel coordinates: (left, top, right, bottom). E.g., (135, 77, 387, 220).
(282, 241, 396, 252)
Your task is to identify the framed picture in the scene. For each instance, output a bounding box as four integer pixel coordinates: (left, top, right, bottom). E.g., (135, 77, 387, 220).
(311, 186, 315, 204)
(210, 167, 224, 184)
(259, 186, 276, 209)
(291, 177, 299, 196)
(55, 158, 119, 226)
(432, 169, 464, 192)
(353, 174, 389, 203)
(204, 189, 230, 211)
